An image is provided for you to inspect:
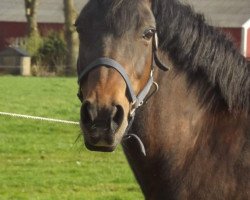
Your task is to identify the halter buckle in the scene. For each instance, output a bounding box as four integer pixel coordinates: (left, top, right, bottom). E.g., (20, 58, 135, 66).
(130, 100, 137, 117)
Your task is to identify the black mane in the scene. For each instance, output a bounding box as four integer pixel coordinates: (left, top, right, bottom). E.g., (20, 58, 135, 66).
(152, 0, 249, 113)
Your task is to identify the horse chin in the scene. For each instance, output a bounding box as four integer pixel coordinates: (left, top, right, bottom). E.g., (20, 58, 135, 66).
(84, 141, 116, 152)
(83, 118, 128, 152)
(83, 134, 119, 152)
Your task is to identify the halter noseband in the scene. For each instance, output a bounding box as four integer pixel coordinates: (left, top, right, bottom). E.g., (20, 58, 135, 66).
(78, 57, 155, 116)
(77, 33, 169, 156)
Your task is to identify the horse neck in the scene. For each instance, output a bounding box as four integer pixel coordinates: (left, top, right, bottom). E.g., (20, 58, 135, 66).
(135, 63, 249, 167)
(140, 67, 206, 158)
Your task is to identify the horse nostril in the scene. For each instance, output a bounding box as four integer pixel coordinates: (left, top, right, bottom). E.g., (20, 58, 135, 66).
(81, 101, 124, 133)
(81, 101, 95, 125)
(110, 105, 124, 131)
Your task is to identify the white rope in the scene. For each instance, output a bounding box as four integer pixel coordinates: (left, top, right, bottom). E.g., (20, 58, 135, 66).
(0, 111, 79, 125)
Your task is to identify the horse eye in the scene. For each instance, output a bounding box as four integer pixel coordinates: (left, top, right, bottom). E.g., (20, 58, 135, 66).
(143, 29, 155, 40)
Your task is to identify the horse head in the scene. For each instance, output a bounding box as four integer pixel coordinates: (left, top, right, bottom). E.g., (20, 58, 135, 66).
(75, 0, 167, 152)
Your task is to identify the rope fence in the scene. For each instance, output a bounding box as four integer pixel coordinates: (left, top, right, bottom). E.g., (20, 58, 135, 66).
(0, 111, 79, 125)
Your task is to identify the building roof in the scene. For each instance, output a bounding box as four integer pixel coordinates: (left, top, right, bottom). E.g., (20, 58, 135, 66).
(0, 0, 249, 27)
(180, 0, 250, 27)
(0, 47, 29, 57)
(0, 0, 88, 23)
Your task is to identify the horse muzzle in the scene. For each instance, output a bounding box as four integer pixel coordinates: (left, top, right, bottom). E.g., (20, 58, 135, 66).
(80, 100, 126, 151)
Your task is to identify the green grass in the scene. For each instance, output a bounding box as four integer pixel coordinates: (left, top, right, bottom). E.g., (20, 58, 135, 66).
(0, 76, 143, 200)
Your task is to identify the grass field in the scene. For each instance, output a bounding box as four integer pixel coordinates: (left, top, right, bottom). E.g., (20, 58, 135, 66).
(0, 76, 143, 200)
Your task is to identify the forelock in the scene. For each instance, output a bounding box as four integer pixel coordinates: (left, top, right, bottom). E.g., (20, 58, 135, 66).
(97, 0, 149, 36)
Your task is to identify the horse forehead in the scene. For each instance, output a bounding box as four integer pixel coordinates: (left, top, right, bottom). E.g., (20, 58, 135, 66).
(78, 0, 155, 31)
(101, 35, 134, 52)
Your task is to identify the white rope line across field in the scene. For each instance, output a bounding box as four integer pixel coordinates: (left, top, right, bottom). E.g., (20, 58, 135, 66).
(0, 111, 79, 125)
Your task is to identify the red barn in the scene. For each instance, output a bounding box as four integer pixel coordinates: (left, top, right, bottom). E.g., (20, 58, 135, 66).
(0, 0, 87, 51)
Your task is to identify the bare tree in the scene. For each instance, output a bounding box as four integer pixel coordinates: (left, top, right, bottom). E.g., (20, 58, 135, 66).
(24, 0, 39, 37)
(64, 0, 78, 76)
